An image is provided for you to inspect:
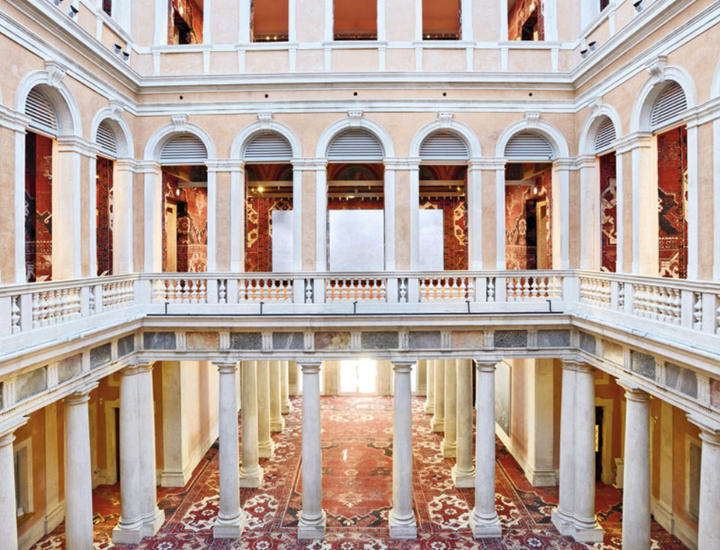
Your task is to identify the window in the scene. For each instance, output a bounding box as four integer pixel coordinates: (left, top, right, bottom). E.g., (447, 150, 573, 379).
(252, 0, 289, 42)
(334, 0, 377, 41)
(14, 440, 33, 521)
(423, 0, 461, 40)
(508, 0, 544, 42)
(169, 0, 204, 45)
(600, 0, 610, 11)
(687, 440, 701, 521)
(103, 0, 112, 17)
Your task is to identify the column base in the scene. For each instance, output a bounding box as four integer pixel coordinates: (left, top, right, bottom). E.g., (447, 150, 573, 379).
(451, 465, 475, 488)
(298, 510, 326, 540)
(469, 511, 502, 539)
(258, 440, 275, 459)
(212, 510, 247, 539)
(389, 509, 417, 539)
(282, 401, 292, 414)
(424, 402, 434, 415)
(239, 466, 264, 488)
(142, 508, 165, 537)
(441, 440, 457, 458)
(270, 418, 285, 433)
(431, 419, 445, 433)
(556, 513, 604, 543)
(112, 517, 145, 545)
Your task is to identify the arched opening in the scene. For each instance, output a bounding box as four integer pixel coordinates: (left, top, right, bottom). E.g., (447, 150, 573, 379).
(504, 131, 554, 270)
(243, 132, 294, 272)
(326, 129, 385, 272)
(95, 120, 117, 276)
(24, 87, 57, 282)
(159, 134, 209, 273)
(418, 131, 469, 271)
(651, 81, 689, 279)
(594, 116, 618, 273)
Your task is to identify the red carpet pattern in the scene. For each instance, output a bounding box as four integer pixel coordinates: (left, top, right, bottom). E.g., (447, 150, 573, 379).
(32, 396, 688, 549)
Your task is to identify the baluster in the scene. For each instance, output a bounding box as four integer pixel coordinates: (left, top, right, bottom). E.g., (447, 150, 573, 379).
(306, 279, 314, 303)
(529, 278, 538, 301)
(32, 293, 41, 328)
(219, 280, 227, 304)
(487, 278, 495, 302)
(11, 296, 21, 333)
(48, 291, 59, 325)
(399, 279, 407, 303)
(693, 293, 703, 330)
(467, 278, 475, 301)
(238, 279, 246, 303)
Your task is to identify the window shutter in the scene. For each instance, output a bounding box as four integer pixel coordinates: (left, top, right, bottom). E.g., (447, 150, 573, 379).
(594, 117, 616, 154)
(25, 88, 58, 137)
(327, 129, 384, 161)
(160, 134, 208, 164)
(420, 132, 469, 161)
(651, 82, 687, 130)
(504, 132, 554, 160)
(244, 133, 293, 162)
(96, 120, 118, 159)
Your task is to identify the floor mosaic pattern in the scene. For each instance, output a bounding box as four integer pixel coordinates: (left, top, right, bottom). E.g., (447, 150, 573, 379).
(32, 396, 689, 549)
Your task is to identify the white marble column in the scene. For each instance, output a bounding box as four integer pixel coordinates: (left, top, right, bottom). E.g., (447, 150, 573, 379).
(619, 380, 651, 550)
(469, 361, 502, 539)
(389, 362, 417, 539)
(257, 360, 274, 458)
(298, 362, 326, 539)
(213, 362, 247, 538)
(424, 359, 435, 414)
(417, 360, 427, 396)
(65, 385, 97, 550)
(0, 418, 28, 550)
(442, 359, 458, 458)
(269, 361, 285, 432)
(453, 359, 475, 488)
(688, 416, 720, 549)
(432, 360, 445, 432)
(137, 364, 164, 537)
(289, 361, 299, 396)
(281, 360, 292, 414)
(113, 368, 144, 544)
(240, 361, 264, 487)
(552, 361, 577, 535)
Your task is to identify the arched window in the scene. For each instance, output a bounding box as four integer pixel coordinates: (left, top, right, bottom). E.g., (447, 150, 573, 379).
(505, 131, 555, 161)
(327, 129, 384, 161)
(244, 132, 293, 162)
(420, 132, 469, 161)
(160, 134, 208, 165)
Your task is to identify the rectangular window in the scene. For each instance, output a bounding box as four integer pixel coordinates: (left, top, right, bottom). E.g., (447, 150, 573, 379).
(334, 0, 377, 41)
(169, 0, 204, 45)
(508, 0, 544, 41)
(423, 0, 461, 40)
(103, 0, 112, 17)
(252, 0, 289, 42)
(600, 0, 610, 11)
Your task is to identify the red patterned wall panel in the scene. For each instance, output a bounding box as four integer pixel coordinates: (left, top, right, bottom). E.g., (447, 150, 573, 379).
(657, 127, 688, 279)
(508, 0, 545, 41)
(600, 153, 617, 273)
(25, 132, 53, 282)
(162, 173, 208, 273)
(245, 197, 293, 272)
(96, 157, 114, 276)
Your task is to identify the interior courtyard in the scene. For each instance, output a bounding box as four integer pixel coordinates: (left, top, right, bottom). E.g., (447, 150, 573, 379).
(1, 0, 720, 549)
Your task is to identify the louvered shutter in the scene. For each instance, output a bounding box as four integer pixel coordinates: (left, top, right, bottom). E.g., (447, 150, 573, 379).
(160, 134, 208, 164)
(244, 133, 293, 162)
(651, 82, 687, 130)
(504, 132, 555, 160)
(96, 120, 118, 159)
(25, 88, 58, 137)
(420, 132, 469, 161)
(594, 117, 616, 154)
(327, 129, 384, 161)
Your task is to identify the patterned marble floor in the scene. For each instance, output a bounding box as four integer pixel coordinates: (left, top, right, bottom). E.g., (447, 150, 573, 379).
(32, 396, 689, 549)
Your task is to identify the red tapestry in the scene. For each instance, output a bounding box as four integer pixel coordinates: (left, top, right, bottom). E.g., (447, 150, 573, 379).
(96, 157, 114, 276)
(508, 0, 545, 41)
(599, 153, 617, 273)
(420, 165, 468, 271)
(25, 132, 53, 282)
(657, 127, 688, 279)
(162, 173, 208, 273)
(505, 168, 552, 270)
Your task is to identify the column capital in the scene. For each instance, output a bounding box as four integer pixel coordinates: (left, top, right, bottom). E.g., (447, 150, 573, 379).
(213, 360, 239, 374)
(137, 161, 162, 174)
(383, 157, 421, 170)
(562, 359, 593, 373)
(474, 359, 499, 373)
(206, 159, 245, 172)
(298, 361, 323, 374)
(133, 360, 156, 374)
(688, 414, 720, 446)
(291, 158, 328, 171)
(0, 105, 31, 133)
(65, 382, 99, 405)
(120, 365, 141, 377)
(0, 416, 29, 445)
(613, 131, 653, 154)
(468, 157, 507, 170)
(617, 379, 650, 402)
(392, 361, 415, 373)
(56, 135, 101, 157)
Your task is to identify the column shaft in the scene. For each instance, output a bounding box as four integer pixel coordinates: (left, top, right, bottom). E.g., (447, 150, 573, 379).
(281, 360, 292, 414)
(697, 428, 720, 548)
(269, 361, 284, 432)
(65, 391, 95, 550)
(298, 362, 326, 539)
(469, 362, 502, 539)
(442, 360, 458, 458)
(213, 363, 246, 538)
(432, 360, 445, 432)
(240, 361, 263, 487)
(552, 362, 577, 535)
(137, 365, 164, 536)
(257, 360, 274, 458)
(424, 359, 435, 414)
(621, 383, 651, 550)
(389, 363, 417, 539)
(453, 359, 475, 487)
(0, 419, 27, 550)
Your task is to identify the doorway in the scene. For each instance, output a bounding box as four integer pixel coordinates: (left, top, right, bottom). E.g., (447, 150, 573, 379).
(595, 406, 604, 482)
(339, 359, 377, 395)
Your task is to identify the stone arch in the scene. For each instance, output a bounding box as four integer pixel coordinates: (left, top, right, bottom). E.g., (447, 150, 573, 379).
(578, 104, 623, 156)
(410, 118, 482, 159)
(496, 118, 570, 159)
(16, 69, 82, 136)
(630, 66, 697, 133)
(316, 116, 395, 159)
(90, 107, 135, 159)
(144, 121, 217, 162)
(231, 119, 302, 160)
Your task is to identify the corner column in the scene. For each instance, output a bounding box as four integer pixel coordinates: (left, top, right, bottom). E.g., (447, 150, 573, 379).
(551, 361, 577, 535)
(0, 417, 29, 550)
(469, 360, 502, 539)
(389, 361, 417, 539)
(442, 359, 457, 458)
(269, 361, 285, 432)
(240, 361, 264, 487)
(298, 361, 326, 539)
(688, 415, 720, 548)
(432, 360, 445, 432)
(618, 380, 651, 550)
(65, 384, 98, 550)
(137, 363, 164, 536)
(213, 361, 247, 538)
(424, 359, 435, 414)
(453, 359, 475, 487)
(257, 360, 274, 458)
(281, 360, 292, 414)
